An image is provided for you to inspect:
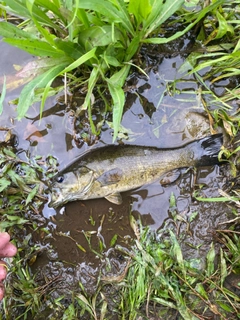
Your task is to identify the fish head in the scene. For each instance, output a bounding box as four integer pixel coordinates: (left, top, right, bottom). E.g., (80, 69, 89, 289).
(49, 167, 94, 208)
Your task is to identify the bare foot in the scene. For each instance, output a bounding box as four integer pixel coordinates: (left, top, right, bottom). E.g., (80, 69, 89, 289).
(0, 233, 17, 300)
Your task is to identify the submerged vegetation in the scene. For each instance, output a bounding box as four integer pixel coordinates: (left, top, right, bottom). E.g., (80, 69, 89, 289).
(0, 0, 240, 319)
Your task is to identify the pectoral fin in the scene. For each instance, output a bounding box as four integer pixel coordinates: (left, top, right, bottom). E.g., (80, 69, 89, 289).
(105, 192, 122, 205)
(97, 168, 123, 186)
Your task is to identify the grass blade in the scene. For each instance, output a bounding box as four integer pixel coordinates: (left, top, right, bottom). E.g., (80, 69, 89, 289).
(0, 75, 7, 115)
(0, 21, 37, 39)
(4, 0, 62, 31)
(144, 0, 226, 43)
(108, 84, 125, 141)
(78, 0, 134, 35)
(17, 62, 69, 119)
(4, 38, 64, 57)
(40, 49, 97, 117)
(144, 0, 184, 37)
(61, 47, 96, 73)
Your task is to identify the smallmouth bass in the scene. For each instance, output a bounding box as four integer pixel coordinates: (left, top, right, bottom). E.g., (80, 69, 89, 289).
(49, 134, 223, 208)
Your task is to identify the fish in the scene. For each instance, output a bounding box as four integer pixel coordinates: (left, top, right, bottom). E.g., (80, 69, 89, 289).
(49, 134, 223, 208)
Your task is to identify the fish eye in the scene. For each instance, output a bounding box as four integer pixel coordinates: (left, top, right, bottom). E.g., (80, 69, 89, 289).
(57, 175, 64, 183)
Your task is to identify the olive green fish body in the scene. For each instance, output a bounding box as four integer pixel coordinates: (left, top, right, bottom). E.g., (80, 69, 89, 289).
(49, 134, 223, 207)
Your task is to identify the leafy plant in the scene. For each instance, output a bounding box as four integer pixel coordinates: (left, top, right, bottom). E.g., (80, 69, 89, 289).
(113, 215, 240, 319)
(180, 0, 240, 95)
(192, 40, 240, 83)
(0, 0, 226, 140)
(0, 144, 56, 231)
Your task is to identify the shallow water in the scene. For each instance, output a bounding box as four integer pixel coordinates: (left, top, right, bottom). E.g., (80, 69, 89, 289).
(0, 33, 237, 317)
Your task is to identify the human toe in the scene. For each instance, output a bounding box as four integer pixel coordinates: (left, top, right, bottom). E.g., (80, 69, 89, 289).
(0, 233, 10, 250)
(0, 242, 17, 258)
(0, 284, 4, 300)
(0, 261, 7, 281)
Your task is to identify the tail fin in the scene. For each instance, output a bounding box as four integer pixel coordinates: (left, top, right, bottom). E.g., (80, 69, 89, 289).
(196, 134, 223, 167)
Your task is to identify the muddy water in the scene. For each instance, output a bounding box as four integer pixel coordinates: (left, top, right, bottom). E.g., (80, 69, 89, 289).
(0, 35, 236, 314)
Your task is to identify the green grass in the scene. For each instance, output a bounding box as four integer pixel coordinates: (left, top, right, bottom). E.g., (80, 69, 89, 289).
(0, 0, 228, 140)
(0, 132, 240, 319)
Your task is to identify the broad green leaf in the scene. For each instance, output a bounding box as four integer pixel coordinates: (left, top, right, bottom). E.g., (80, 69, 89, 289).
(0, 177, 11, 192)
(206, 243, 215, 277)
(128, 0, 152, 25)
(144, 0, 184, 37)
(142, 0, 163, 31)
(215, 11, 234, 39)
(195, 283, 208, 300)
(169, 192, 176, 207)
(7, 169, 24, 187)
(80, 65, 99, 110)
(143, 0, 226, 43)
(153, 297, 177, 309)
(108, 83, 125, 142)
(102, 54, 122, 67)
(17, 62, 69, 119)
(4, 0, 62, 31)
(4, 38, 64, 58)
(31, 16, 56, 46)
(108, 64, 130, 87)
(110, 234, 118, 247)
(76, 8, 91, 28)
(169, 230, 185, 277)
(78, 0, 134, 35)
(218, 302, 234, 313)
(3, 0, 32, 17)
(76, 243, 86, 252)
(26, 0, 35, 15)
(2, 148, 16, 158)
(189, 211, 198, 222)
(0, 75, 6, 115)
(52, 0, 60, 6)
(125, 35, 141, 61)
(61, 47, 97, 73)
(34, 0, 64, 19)
(54, 39, 84, 59)
(25, 185, 39, 205)
(220, 248, 227, 287)
(63, 304, 75, 319)
(40, 48, 97, 116)
(1, 217, 29, 229)
(65, 0, 79, 29)
(105, 64, 130, 140)
(79, 26, 113, 49)
(193, 53, 236, 72)
(0, 21, 37, 39)
(233, 38, 240, 53)
(79, 25, 123, 50)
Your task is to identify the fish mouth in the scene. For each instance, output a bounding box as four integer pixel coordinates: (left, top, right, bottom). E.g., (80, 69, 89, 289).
(48, 188, 66, 208)
(48, 187, 88, 208)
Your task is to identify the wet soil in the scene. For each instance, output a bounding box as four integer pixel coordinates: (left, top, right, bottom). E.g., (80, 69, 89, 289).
(0, 30, 239, 318)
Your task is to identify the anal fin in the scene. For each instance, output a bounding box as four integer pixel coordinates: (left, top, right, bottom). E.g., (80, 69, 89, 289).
(105, 192, 122, 205)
